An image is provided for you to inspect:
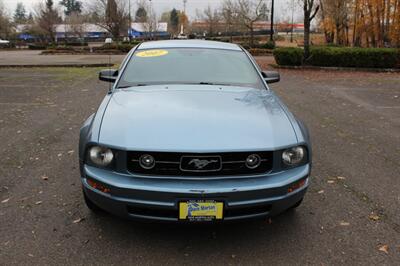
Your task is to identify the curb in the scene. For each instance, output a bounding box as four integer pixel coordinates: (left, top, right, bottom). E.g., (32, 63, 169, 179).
(40, 52, 127, 55)
(269, 64, 400, 73)
(0, 63, 114, 68)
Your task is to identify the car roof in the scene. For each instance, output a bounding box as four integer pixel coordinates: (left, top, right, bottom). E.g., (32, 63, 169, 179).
(137, 40, 242, 51)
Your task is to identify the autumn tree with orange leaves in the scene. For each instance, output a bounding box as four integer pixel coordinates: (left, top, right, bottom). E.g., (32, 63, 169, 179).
(320, 0, 400, 47)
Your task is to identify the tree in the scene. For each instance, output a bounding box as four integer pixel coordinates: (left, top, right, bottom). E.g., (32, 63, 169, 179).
(133, 0, 159, 39)
(65, 12, 86, 40)
(317, 0, 400, 48)
(169, 8, 179, 34)
(236, 0, 268, 47)
(319, 0, 350, 46)
(14, 2, 27, 24)
(201, 5, 221, 37)
(60, 0, 82, 16)
(89, 0, 129, 40)
(160, 11, 170, 23)
(179, 10, 189, 34)
(27, 12, 34, 23)
(36, 0, 62, 43)
(221, 0, 239, 42)
(303, 0, 319, 60)
(135, 7, 147, 22)
(0, 0, 13, 39)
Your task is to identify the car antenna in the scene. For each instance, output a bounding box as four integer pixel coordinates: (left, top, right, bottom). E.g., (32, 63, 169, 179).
(108, 44, 112, 92)
(107, 4, 112, 93)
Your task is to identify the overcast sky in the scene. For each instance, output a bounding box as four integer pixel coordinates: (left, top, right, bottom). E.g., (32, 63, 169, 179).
(2, 0, 303, 21)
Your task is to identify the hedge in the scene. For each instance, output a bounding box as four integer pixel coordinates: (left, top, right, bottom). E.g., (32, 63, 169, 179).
(28, 44, 47, 50)
(94, 43, 136, 53)
(273, 47, 303, 66)
(248, 48, 273, 56)
(308, 47, 400, 68)
(273, 47, 400, 68)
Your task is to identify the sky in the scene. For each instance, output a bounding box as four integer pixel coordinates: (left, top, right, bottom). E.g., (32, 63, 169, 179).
(2, 0, 303, 22)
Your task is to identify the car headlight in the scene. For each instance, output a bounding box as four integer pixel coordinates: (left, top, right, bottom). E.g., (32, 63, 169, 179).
(89, 146, 114, 167)
(282, 146, 306, 166)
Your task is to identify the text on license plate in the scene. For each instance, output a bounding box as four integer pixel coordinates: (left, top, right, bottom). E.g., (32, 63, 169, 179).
(179, 201, 223, 220)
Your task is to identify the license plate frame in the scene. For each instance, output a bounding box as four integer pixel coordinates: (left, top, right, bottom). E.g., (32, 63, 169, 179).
(179, 200, 224, 221)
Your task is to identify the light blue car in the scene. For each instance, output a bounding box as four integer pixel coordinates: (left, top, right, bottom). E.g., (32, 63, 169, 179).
(79, 40, 311, 222)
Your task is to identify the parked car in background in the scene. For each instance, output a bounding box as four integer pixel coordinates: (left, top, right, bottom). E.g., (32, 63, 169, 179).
(79, 40, 312, 222)
(0, 39, 10, 46)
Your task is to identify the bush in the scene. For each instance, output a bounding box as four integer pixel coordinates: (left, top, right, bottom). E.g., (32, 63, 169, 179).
(274, 35, 285, 42)
(248, 48, 273, 56)
(130, 40, 141, 46)
(273, 47, 400, 68)
(65, 42, 88, 47)
(95, 43, 135, 53)
(308, 47, 400, 68)
(28, 44, 47, 50)
(53, 46, 75, 51)
(273, 47, 303, 66)
(262, 41, 276, 50)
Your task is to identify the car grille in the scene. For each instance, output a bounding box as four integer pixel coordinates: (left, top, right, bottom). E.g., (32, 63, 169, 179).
(127, 151, 273, 177)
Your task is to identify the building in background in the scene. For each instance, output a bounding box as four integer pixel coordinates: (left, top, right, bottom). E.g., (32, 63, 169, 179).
(191, 21, 273, 37)
(15, 23, 169, 42)
(129, 22, 169, 38)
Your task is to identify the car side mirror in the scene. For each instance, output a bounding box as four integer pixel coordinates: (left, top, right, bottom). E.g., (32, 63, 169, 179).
(99, 69, 118, 83)
(262, 71, 280, 84)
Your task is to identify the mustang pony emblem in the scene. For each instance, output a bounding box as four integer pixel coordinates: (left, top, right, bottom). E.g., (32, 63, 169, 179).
(188, 159, 219, 169)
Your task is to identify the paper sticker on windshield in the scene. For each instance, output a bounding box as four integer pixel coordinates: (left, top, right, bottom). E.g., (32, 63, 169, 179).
(135, 50, 169, 58)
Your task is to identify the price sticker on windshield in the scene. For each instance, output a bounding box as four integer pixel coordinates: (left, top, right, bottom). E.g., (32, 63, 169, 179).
(135, 50, 169, 58)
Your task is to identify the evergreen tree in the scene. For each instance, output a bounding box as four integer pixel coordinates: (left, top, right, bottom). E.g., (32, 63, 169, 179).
(14, 2, 27, 24)
(135, 7, 147, 23)
(170, 8, 179, 34)
(60, 0, 82, 16)
(38, 0, 62, 42)
(46, 0, 54, 10)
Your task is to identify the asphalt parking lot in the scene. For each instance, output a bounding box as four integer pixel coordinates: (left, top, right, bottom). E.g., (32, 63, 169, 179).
(0, 65, 399, 265)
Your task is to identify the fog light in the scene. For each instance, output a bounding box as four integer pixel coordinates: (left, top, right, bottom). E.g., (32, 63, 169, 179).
(139, 154, 155, 169)
(87, 178, 111, 194)
(245, 154, 261, 169)
(287, 179, 307, 193)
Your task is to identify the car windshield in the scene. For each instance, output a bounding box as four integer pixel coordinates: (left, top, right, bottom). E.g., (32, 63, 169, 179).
(117, 48, 264, 89)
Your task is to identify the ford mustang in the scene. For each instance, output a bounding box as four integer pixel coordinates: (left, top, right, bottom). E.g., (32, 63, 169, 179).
(79, 40, 311, 222)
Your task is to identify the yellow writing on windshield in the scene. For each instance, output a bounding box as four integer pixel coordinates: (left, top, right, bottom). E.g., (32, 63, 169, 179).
(135, 50, 169, 58)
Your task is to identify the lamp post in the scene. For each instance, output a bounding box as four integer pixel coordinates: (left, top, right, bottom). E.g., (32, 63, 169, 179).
(290, 0, 294, 43)
(128, 0, 131, 40)
(149, 0, 153, 40)
(183, 0, 187, 35)
(269, 0, 274, 42)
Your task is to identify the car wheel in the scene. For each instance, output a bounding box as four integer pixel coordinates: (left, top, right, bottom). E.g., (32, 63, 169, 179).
(83, 189, 104, 213)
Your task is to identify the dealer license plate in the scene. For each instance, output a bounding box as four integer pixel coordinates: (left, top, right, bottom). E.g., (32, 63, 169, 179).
(179, 200, 223, 221)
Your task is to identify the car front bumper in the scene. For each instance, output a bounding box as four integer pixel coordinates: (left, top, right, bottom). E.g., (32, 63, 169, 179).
(82, 164, 310, 221)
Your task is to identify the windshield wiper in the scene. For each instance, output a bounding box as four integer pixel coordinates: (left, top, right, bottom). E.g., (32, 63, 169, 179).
(117, 82, 235, 88)
(197, 82, 233, 86)
(117, 84, 149, 89)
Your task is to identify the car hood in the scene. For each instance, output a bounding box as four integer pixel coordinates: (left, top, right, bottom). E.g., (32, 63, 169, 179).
(99, 85, 298, 152)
